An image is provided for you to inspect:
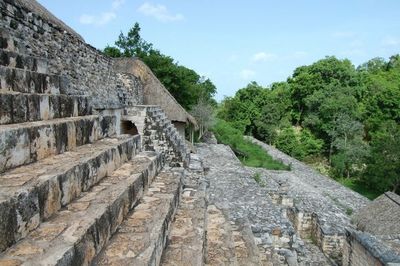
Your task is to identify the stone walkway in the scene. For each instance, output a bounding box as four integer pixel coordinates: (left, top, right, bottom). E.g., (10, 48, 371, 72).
(196, 143, 330, 265)
(245, 136, 369, 211)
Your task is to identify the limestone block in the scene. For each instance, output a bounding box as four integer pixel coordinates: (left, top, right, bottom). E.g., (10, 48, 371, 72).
(29, 124, 57, 162)
(12, 94, 28, 123)
(27, 93, 40, 122)
(0, 127, 30, 172)
(0, 67, 60, 94)
(0, 93, 12, 124)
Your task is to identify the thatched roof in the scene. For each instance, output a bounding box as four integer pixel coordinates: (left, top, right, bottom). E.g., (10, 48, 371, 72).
(353, 192, 400, 236)
(15, 0, 84, 41)
(113, 58, 198, 128)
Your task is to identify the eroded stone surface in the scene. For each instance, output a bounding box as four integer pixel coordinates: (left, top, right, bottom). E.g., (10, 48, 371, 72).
(245, 136, 372, 264)
(94, 167, 183, 266)
(0, 93, 90, 125)
(0, 135, 139, 252)
(0, 151, 163, 265)
(161, 154, 207, 266)
(0, 115, 116, 173)
(125, 105, 190, 165)
(197, 143, 332, 266)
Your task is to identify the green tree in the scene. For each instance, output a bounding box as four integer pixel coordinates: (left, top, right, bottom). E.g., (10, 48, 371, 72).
(363, 120, 400, 193)
(254, 82, 292, 143)
(329, 114, 369, 178)
(275, 127, 323, 160)
(103, 45, 122, 57)
(288, 56, 358, 125)
(217, 82, 267, 134)
(104, 22, 217, 110)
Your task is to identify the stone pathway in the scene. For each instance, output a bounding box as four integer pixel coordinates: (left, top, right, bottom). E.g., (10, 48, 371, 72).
(161, 154, 207, 266)
(196, 143, 330, 265)
(245, 137, 369, 211)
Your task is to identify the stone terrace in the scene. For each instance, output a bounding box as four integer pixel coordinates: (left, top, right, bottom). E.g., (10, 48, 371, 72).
(245, 137, 370, 263)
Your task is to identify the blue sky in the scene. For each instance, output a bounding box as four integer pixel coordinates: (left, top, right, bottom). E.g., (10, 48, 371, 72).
(37, 0, 400, 101)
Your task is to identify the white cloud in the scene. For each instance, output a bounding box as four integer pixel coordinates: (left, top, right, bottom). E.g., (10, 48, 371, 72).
(138, 3, 184, 22)
(240, 69, 256, 80)
(252, 52, 277, 62)
(112, 0, 125, 10)
(79, 0, 124, 26)
(381, 37, 400, 47)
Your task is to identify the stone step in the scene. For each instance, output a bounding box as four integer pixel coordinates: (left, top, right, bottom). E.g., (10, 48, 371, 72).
(0, 115, 116, 173)
(0, 65, 68, 94)
(204, 204, 239, 265)
(0, 151, 163, 265)
(154, 117, 169, 127)
(164, 123, 174, 134)
(148, 108, 162, 117)
(0, 92, 90, 125)
(161, 174, 207, 266)
(0, 135, 140, 252)
(94, 167, 184, 265)
(0, 49, 48, 74)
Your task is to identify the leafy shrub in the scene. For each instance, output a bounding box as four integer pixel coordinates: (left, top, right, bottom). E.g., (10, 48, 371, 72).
(212, 119, 289, 170)
(275, 127, 323, 160)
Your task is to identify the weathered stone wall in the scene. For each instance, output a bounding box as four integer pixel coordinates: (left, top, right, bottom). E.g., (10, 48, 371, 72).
(123, 105, 189, 165)
(342, 230, 400, 265)
(0, 0, 143, 109)
(113, 58, 196, 125)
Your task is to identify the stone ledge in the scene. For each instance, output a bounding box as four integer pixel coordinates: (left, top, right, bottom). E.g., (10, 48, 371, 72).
(0, 92, 90, 125)
(0, 115, 116, 173)
(0, 65, 68, 95)
(0, 150, 163, 265)
(94, 167, 184, 265)
(0, 135, 139, 252)
(344, 229, 400, 265)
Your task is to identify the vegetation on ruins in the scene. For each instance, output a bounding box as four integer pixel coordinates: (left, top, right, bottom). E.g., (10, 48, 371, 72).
(103, 23, 399, 198)
(104, 22, 217, 111)
(213, 119, 289, 170)
(216, 55, 400, 197)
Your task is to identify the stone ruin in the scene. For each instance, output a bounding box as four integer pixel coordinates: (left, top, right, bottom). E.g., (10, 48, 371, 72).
(0, 0, 399, 265)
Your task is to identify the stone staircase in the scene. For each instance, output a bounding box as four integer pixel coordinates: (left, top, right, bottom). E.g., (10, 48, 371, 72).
(123, 105, 190, 166)
(0, 48, 191, 265)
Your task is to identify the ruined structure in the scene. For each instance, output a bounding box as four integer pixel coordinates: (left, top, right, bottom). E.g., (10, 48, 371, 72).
(0, 0, 399, 265)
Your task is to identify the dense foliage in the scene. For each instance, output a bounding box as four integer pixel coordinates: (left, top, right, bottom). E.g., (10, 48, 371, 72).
(104, 23, 217, 110)
(212, 119, 289, 170)
(217, 55, 400, 196)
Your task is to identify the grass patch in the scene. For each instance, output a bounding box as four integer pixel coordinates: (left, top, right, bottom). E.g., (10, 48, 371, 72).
(212, 119, 289, 170)
(308, 157, 382, 200)
(253, 172, 262, 183)
(252, 172, 266, 187)
(338, 178, 381, 200)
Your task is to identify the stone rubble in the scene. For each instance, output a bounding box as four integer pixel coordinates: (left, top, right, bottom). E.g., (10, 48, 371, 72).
(196, 143, 331, 265)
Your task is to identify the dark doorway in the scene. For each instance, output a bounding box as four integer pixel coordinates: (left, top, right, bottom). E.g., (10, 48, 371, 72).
(121, 120, 138, 135)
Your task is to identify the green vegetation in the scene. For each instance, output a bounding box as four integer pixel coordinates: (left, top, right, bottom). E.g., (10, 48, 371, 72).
(217, 55, 400, 198)
(346, 208, 353, 216)
(104, 23, 399, 198)
(104, 22, 217, 111)
(338, 178, 381, 200)
(213, 119, 289, 170)
(252, 172, 266, 187)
